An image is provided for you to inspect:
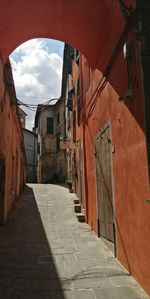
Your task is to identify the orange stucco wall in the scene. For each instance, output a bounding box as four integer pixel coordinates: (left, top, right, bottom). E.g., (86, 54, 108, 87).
(0, 58, 26, 223)
(71, 25, 150, 298)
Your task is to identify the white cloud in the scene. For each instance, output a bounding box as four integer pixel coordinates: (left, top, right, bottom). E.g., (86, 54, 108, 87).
(10, 39, 64, 130)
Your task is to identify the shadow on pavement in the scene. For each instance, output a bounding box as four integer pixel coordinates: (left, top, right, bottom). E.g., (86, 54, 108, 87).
(0, 185, 66, 299)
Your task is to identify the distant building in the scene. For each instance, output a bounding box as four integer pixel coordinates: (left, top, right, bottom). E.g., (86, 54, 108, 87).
(35, 100, 66, 184)
(23, 128, 38, 183)
(35, 105, 56, 183)
(54, 98, 66, 182)
(18, 107, 27, 128)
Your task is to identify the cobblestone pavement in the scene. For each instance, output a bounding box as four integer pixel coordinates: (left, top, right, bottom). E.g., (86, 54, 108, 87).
(0, 184, 149, 299)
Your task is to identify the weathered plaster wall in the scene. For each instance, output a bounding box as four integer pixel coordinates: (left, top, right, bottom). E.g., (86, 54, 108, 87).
(77, 42, 150, 296)
(0, 58, 26, 223)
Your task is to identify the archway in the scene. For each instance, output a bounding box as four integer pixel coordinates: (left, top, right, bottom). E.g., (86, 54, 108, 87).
(0, 0, 130, 73)
(1, 1, 150, 296)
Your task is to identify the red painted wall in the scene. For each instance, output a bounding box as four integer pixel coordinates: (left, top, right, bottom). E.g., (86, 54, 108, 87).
(0, 58, 26, 223)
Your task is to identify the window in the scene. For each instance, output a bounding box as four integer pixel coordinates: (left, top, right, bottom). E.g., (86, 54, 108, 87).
(67, 88, 74, 111)
(38, 120, 40, 133)
(83, 60, 91, 97)
(67, 110, 70, 129)
(66, 47, 73, 74)
(70, 47, 74, 60)
(47, 117, 53, 134)
(38, 143, 40, 155)
(76, 49, 80, 65)
(73, 111, 76, 143)
(56, 134, 60, 151)
(57, 112, 60, 125)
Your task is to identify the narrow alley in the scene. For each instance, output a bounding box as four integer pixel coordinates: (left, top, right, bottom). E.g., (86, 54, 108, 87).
(0, 184, 148, 299)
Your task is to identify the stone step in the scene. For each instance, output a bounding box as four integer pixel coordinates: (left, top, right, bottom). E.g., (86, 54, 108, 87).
(74, 198, 79, 205)
(76, 212, 85, 223)
(74, 204, 81, 213)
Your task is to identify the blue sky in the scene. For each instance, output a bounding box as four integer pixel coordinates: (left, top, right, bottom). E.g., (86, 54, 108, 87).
(10, 38, 64, 129)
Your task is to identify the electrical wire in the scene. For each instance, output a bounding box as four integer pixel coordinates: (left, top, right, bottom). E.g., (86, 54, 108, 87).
(81, 76, 105, 115)
(16, 97, 60, 112)
(17, 95, 55, 99)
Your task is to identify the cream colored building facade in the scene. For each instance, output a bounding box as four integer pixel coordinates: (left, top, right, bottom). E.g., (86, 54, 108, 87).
(35, 100, 66, 183)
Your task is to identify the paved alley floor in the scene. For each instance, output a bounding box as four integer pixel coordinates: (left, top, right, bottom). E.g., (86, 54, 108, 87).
(0, 184, 149, 299)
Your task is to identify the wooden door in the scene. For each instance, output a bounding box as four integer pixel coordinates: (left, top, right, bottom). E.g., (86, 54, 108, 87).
(94, 121, 115, 243)
(0, 158, 5, 225)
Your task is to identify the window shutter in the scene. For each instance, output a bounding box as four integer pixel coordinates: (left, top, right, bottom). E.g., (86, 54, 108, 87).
(77, 78, 81, 126)
(73, 111, 76, 143)
(76, 49, 80, 65)
(47, 118, 53, 134)
(70, 47, 74, 59)
(67, 88, 74, 111)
